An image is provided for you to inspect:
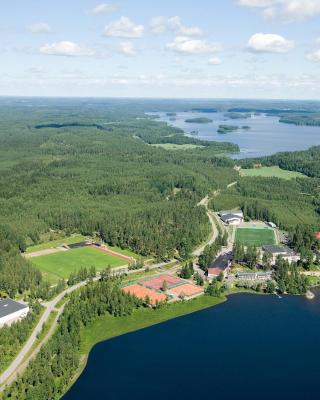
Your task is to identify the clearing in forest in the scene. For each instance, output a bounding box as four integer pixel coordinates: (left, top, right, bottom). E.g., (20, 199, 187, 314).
(240, 166, 306, 180)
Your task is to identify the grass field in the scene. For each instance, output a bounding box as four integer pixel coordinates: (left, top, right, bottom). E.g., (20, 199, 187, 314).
(235, 227, 276, 246)
(240, 166, 306, 180)
(31, 246, 127, 282)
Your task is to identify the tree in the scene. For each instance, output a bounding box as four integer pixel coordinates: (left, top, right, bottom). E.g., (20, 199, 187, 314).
(161, 280, 168, 292)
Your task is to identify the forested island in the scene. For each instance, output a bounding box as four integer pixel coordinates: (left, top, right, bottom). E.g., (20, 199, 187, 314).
(224, 112, 251, 119)
(279, 115, 320, 126)
(218, 124, 239, 134)
(185, 117, 213, 123)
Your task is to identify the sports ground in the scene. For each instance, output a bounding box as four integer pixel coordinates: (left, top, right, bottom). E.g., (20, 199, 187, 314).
(31, 246, 127, 282)
(235, 227, 276, 247)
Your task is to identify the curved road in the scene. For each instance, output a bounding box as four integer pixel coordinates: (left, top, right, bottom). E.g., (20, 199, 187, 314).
(193, 196, 219, 257)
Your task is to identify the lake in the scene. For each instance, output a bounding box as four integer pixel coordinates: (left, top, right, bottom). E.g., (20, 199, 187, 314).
(151, 112, 320, 158)
(63, 293, 320, 400)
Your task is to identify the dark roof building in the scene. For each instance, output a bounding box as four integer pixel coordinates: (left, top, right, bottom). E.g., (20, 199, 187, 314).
(207, 253, 232, 279)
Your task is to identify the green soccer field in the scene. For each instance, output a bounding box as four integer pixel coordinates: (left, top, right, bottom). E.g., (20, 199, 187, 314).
(235, 228, 276, 247)
(31, 246, 127, 282)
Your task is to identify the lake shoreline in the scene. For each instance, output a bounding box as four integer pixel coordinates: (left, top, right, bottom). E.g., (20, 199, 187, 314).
(151, 111, 320, 159)
(63, 289, 279, 398)
(63, 289, 320, 400)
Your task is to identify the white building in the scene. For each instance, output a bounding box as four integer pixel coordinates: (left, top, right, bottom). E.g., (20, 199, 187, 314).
(219, 210, 244, 225)
(262, 245, 300, 265)
(0, 299, 29, 327)
(237, 271, 273, 281)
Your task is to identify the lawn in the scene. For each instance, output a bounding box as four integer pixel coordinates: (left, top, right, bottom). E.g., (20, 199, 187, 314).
(235, 227, 276, 247)
(240, 166, 306, 180)
(31, 246, 127, 282)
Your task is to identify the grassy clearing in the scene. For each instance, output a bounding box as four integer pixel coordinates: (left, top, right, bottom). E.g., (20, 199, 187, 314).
(240, 166, 306, 180)
(26, 234, 87, 253)
(235, 227, 276, 246)
(31, 247, 126, 281)
(151, 143, 204, 150)
(80, 295, 225, 355)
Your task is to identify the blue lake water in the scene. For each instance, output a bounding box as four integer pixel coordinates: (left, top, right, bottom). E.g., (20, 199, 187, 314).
(63, 293, 320, 400)
(152, 112, 320, 158)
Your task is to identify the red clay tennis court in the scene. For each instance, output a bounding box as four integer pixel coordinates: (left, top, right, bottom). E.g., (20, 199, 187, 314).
(169, 283, 204, 298)
(142, 274, 184, 290)
(122, 284, 166, 305)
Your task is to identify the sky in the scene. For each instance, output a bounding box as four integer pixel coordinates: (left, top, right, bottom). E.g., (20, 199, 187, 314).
(1, 0, 320, 99)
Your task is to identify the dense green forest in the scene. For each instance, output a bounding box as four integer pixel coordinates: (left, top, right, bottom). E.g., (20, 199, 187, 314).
(0, 99, 239, 298)
(1, 98, 320, 300)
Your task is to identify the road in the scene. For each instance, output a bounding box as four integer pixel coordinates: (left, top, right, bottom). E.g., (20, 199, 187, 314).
(0, 276, 100, 390)
(0, 195, 217, 392)
(193, 196, 219, 257)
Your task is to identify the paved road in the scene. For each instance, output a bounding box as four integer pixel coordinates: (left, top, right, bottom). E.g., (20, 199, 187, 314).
(0, 276, 100, 389)
(193, 196, 219, 257)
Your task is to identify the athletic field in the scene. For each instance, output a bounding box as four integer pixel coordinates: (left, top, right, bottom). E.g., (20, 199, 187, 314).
(235, 227, 276, 247)
(31, 246, 126, 282)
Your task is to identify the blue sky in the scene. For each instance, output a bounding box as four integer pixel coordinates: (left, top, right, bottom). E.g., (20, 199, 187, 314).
(1, 0, 320, 98)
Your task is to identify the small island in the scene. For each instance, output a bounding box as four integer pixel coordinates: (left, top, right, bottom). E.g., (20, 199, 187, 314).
(185, 117, 213, 124)
(217, 124, 239, 134)
(224, 112, 251, 120)
(166, 112, 177, 117)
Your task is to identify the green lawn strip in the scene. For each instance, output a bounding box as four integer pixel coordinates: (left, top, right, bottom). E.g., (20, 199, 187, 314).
(31, 247, 126, 280)
(79, 295, 225, 356)
(26, 234, 88, 253)
(240, 166, 306, 180)
(235, 228, 276, 246)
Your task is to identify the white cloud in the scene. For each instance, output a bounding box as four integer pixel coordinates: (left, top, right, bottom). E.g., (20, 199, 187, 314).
(150, 16, 202, 36)
(208, 57, 222, 65)
(306, 49, 320, 62)
(247, 33, 294, 53)
(39, 41, 95, 57)
(238, 0, 320, 21)
(118, 42, 136, 56)
(28, 22, 51, 34)
(167, 16, 202, 36)
(150, 16, 167, 34)
(167, 36, 220, 55)
(91, 3, 118, 15)
(104, 16, 144, 38)
(238, 0, 275, 7)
